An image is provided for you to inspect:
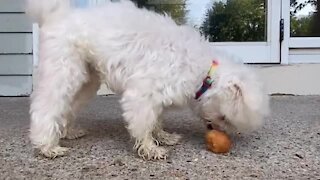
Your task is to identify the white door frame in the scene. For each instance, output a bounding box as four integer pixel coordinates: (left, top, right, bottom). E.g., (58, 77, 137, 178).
(211, 0, 282, 64)
(281, 0, 320, 64)
(289, 37, 320, 48)
(281, 0, 290, 64)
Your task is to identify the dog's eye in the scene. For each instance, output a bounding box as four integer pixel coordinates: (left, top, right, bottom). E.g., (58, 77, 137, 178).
(207, 124, 213, 130)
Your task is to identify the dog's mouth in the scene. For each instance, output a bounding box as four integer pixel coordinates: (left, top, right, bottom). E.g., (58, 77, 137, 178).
(205, 115, 226, 130)
(206, 124, 214, 130)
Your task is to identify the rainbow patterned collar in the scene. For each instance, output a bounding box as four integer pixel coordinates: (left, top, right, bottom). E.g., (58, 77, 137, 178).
(195, 60, 219, 100)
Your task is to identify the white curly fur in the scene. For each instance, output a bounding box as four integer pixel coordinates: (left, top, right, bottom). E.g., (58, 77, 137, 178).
(26, 0, 269, 159)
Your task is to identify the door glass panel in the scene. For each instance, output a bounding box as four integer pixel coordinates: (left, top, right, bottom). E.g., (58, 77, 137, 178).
(72, 0, 89, 7)
(130, 0, 188, 25)
(131, 0, 268, 42)
(290, 0, 320, 37)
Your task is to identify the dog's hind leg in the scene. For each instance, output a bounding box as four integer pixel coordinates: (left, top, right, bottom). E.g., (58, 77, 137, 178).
(29, 40, 89, 158)
(121, 90, 168, 160)
(61, 67, 101, 140)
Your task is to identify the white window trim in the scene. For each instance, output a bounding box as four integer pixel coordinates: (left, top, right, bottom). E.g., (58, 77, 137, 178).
(289, 37, 320, 48)
(289, 49, 320, 63)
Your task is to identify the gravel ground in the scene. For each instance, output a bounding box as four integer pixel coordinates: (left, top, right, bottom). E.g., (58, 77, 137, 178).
(0, 96, 319, 180)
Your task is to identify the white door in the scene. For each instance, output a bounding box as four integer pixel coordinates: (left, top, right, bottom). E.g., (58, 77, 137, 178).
(281, 0, 320, 63)
(79, 0, 282, 63)
(184, 0, 282, 63)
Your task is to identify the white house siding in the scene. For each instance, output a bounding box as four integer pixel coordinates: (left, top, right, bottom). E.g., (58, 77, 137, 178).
(0, 0, 33, 96)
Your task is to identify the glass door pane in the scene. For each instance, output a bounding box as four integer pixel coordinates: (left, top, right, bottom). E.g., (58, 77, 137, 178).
(188, 0, 268, 42)
(133, 0, 269, 42)
(289, 0, 320, 49)
(290, 0, 319, 37)
(133, 0, 280, 63)
(83, 0, 280, 63)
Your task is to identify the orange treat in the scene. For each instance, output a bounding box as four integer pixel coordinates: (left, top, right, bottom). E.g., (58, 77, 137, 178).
(205, 130, 232, 154)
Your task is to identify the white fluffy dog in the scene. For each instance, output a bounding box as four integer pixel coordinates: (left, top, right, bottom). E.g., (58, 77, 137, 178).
(26, 0, 269, 159)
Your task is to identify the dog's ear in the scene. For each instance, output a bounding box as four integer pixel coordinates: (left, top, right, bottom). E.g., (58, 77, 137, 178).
(218, 75, 269, 132)
(226, 79, 243, 100)
(224, 76, 268, 115)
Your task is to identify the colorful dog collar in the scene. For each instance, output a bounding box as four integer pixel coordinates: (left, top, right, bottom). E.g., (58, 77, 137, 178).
(195, 60, 219, 100)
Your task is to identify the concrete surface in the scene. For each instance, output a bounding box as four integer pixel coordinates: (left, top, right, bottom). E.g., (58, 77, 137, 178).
(95, 65, 320, 96)
(258, 64, 320, 95)
(0, 96, 319, 179)
(94, 65, 320, 96)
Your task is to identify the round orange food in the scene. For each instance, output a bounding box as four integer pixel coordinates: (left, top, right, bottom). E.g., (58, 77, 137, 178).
(205, 130, 232, 154)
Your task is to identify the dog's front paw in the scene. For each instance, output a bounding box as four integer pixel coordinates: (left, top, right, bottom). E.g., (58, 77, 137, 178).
(135, 143, 168, 160)
(62, 127, 87, 140)
(40, 146, 69, 158)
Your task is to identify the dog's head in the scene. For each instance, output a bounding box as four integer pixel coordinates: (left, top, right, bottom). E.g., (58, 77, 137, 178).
(194, 60, 270, 133)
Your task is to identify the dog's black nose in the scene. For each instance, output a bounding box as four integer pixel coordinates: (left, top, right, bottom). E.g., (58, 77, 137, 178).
(206, 124, 213, 130)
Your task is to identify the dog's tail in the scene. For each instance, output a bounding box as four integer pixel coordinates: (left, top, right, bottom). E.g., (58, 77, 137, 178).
(26, 0, 70, 26)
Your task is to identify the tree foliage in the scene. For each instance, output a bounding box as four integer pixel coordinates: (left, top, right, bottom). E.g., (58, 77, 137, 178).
(290, 0, 316, 15)
(200, 0, 319, 41)
(129, 0, 319, 39)
(290, 0, 319, 37)
(130, 0, 188, 24)
(200, 0, 266, 42)
(291, 16, 313, 36)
